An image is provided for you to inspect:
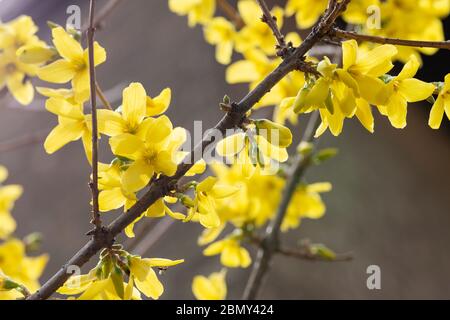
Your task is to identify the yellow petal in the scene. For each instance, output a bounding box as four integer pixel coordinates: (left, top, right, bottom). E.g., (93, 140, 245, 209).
(396, 55, 420, 80)
(398, 79, 435, 102)
(122, 159, 153, 193)
(355, 98, 374, 133)
(146, 258, 184, 268)
(428, 95, 445, 129)
(216, 132, 245, 157)
(342, 40, 357, 70)
(226, 60, 258, 84)
(122, 82, 147, 128)
(99, 188, 127, 212)
(147, 88, 171, 117)
(52, 27, 83, 61)
(145, 115, 173, 142)
(38, 59, 76, 83)
(154, 151, 177, 176)
(97, 109, 125, 136)
(6, 72, 34, 105)
(44, 121, 85, 154)
(45, 97, 84, 120)
(109, 133, 144, 159)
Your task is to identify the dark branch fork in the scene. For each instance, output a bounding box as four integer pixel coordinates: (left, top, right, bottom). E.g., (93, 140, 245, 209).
(256, 0, 287, 56)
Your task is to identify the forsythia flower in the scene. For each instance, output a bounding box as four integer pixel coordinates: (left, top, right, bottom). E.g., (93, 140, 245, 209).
(192, 269, 227, 300)
(216, 126, 291, 176)
(234, 0, 284, 56)
(98, 162, 137, 212)
(186, 176, 240, 228)
(59, 250, 183, 300)
(285, 0, 328, 29)
(0, 239, 48, 299)
(204, 17, 236, 65)
(168, 0, 216, 27)
(203, 238, 251, 268)
(0, 16, 46, 105)
(128, 256, 183, 299)
(0, 166, 23, 239)
(282, 182, 332, 231)
(429, 74, 450, 129)
(37, 27, 106, 100)
(109, 115, 183, 192)
(43, 97, 93, 161)
(98, 83, 171, 137)
(377, 55, 435, 128)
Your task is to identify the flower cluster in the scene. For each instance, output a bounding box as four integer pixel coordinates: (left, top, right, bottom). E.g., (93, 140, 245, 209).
(0, 165, 48, 299)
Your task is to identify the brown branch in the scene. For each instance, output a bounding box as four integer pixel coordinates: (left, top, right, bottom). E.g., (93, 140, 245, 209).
(27, 0, 348, 301)
(217, 0, 245, 28)
(243, 111, 320, 300)
(87, 0, 101, 231)
(332, 28, 450, 50)
(95, 82, 113, 110)
(256, 0, 287, 55)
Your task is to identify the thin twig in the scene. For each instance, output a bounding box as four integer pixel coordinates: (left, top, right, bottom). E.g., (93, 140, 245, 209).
(332, 28, 450, 50)
(87, 0, 101, 231)
(242, 111, 320, 300)
(255, 0, 287, 55)
(95, 82, 113, 110)
(217, 0, 245, 28)
(278, 247, 353, 262)
(81, 0, 124, 33)
(27, 0, 349, 300)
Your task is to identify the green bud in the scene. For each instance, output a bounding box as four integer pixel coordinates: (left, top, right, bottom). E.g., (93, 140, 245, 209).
(313, 148, 338, 164)
(293, 86, 311, 114)
(310, 244, 337, 261)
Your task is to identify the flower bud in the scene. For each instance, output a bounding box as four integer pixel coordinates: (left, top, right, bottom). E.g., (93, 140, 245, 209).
(255, 119, 292, 148)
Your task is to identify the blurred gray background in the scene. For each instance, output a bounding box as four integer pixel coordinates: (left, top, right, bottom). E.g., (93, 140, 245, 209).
(0, 0, 449, 299)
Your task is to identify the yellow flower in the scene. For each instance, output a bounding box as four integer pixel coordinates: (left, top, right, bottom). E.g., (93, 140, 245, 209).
(429, 74, 450, 129)
(210, 162, 284, 228)
(169, 0, 216, 27)
(186, 176, 240, 228)
(378, 56, 435, 128)
(192, 269, 227, 300)
(58, 268, 141, 300)
(235, 1, 284, 56)
(216, 129, 290, 176)
(0, 239, 48, 298)
(98, 162, 137, 213)
(128, 256, 183, 299)
(98, 83, 171, 137)
(204, 17, 236, 65)
(37, 27, 106, 99)
(0, 168, 23, 239)
(43, 97, 93, 161)
(203, 238, 251, 268)
(0, 16, 44, 105)
(109, 116, 183, 192)
(285, 0, 328, 29)
(282, 182, 331, 231)
(339, 40, 397, 105)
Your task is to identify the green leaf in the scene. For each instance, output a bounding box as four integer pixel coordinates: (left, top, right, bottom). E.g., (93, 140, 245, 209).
(313, 148, 338, 164)
(310, 244, 337, 260)
(111, 266, 125, 299)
